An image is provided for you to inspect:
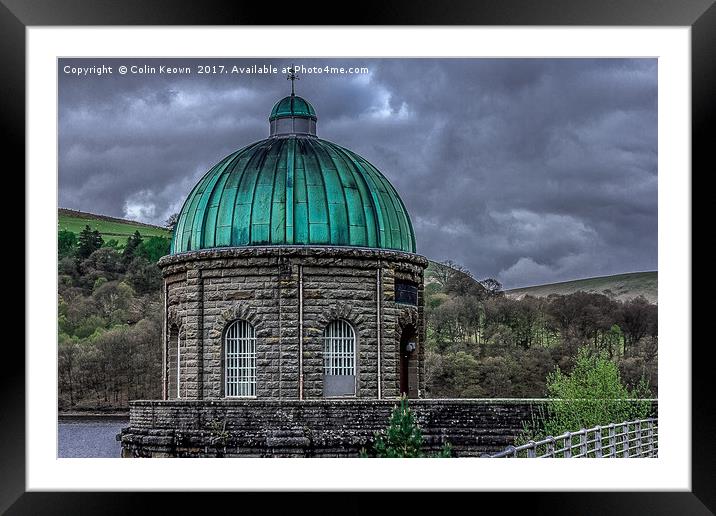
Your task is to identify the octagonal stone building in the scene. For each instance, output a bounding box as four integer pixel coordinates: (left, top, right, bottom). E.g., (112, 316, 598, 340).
(121, 83, 561, 458)
(159, 89, 428, 403)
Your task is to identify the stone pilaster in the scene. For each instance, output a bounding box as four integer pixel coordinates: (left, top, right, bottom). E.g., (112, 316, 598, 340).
(380, 265, 398, 398)
(183, 267, 202, 399)
(278, 257, 299, 398)
(417, 268, 426, 397)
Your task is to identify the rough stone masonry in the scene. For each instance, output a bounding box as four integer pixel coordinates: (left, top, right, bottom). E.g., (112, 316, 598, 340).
(122, 399, 537, 457)
(159, 246, 427, 401)
(119, 399, 659, 458)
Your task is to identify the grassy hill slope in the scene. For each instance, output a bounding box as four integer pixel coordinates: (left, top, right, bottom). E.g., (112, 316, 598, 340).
(506, 271, 657, 304)
(59, 208, 171, 240)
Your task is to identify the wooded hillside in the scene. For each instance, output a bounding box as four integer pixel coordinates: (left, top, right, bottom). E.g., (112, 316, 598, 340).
(56, 215, 658, 410)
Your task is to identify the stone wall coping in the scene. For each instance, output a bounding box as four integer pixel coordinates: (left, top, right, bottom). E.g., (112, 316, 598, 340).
(158, 245, 429, 270)
(130, 398, 657, 406)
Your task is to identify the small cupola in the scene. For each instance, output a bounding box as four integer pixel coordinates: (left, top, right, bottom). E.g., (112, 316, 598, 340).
(269, 68, 317, 137)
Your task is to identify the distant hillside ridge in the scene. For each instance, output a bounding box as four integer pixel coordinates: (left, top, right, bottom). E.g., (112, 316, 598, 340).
(506, 271, 657, 304)
(58, 208, 171, 240)
(425, 260, 485, 287)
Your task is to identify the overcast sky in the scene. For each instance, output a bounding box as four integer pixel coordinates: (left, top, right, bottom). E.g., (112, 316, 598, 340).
(59, 58, 657, 289)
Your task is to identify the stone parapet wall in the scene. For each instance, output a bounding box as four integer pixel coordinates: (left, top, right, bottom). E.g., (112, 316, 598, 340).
(120, 399, 657, 458)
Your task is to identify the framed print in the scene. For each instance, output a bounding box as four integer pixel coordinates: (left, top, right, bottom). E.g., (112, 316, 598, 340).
(8, 0, 713, 513)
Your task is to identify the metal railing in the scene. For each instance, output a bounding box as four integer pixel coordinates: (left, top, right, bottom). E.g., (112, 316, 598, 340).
(487, 418, 658, 458)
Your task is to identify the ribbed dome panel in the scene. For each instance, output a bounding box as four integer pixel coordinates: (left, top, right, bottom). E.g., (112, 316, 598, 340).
(171, 136, 416, 254)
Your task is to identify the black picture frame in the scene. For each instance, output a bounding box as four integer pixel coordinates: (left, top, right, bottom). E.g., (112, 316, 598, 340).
(7, 0, 711, 513)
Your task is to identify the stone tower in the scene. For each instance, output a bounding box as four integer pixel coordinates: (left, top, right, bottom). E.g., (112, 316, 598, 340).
(159, 86, 427, 402)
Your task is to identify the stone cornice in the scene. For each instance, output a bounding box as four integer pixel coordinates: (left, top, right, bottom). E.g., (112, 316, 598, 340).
(159, 245, 429, 271)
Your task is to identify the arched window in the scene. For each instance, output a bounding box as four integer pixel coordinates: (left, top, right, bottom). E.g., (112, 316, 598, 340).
(323, 319, 356, 397)
(224, 320, 256, 397)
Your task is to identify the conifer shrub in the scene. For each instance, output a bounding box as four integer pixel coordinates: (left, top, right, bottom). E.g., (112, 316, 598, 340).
(360, 396, 453, 458)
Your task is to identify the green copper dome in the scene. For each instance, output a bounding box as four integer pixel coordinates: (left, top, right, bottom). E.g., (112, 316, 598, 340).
(171, 96, 416, 255)
(269, 95, 317, 121)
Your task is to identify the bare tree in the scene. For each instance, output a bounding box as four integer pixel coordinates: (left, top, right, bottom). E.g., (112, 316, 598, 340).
(431, 260, 472, 287)
(165, 212, 179, 232)
(618, 296, 654, 355)
(479, 278, 503, 298)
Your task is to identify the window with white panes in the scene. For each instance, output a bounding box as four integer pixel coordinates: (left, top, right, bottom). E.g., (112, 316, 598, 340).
(323, 320, 356, 396)
(224, 320, 256, 397)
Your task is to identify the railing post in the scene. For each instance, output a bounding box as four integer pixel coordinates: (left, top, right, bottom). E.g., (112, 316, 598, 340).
(608, 423, 616, 458)
(527, 440, 536, 458)
(595, 427, 602, 458)
(579, 430, 587, 457)
(546, 436, 555, 458)
(636, 420, 643, 457)
(564, 432, 572, 458)
(647, 419, 654, 457)
(622, 422, 629, 458)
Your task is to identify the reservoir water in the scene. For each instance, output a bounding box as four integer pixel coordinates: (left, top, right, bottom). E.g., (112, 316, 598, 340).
(58, 416, 129, 458)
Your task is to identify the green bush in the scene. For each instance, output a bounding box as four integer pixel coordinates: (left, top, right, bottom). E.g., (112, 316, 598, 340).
(520, 346, 652, 442)
(126, 257, 163, 294)
(360, 396, 453, 458)
(58, 230, 77, 259)
(138, 236, 171, 263)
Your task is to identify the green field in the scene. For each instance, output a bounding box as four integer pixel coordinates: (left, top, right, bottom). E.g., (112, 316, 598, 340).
(59, 208, 172, 240)
(506, 271, 658, 304)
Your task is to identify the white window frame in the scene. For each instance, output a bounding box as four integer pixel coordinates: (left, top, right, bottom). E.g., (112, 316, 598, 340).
(323, 319, 357, 377)
(224, 319, 257, 397)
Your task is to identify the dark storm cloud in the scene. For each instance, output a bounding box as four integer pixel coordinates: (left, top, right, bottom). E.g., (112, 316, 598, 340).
(59, 58, 657, 288)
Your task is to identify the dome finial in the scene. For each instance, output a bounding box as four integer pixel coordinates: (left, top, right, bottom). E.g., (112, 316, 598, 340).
(287, 67, 299, 96)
